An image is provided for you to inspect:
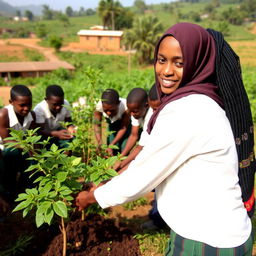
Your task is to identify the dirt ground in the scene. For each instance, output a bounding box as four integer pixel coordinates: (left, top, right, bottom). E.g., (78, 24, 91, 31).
(0, 193, 156, 255)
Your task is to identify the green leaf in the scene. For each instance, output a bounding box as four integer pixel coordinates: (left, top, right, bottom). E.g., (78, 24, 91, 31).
(39, 183, 52, 194)
(56, 172, 68, 182)
(90, 172, 99, 182)
(65, 195, 74, 201)
(36, 211, 44, 227)
(50, 143, 59, 152)
(44, 208, 54, 225)
(59, 187, 72, 196)
(53, 201, 67, 218)
(37, 201, 51, 215)
(13, 199, 32, 212)
(23, 204, 33, 217)
(105, 168, 118, 177)
(33, 176, 43, 183)
(72, 157, 81, 166)
(15, 193, 29, 202)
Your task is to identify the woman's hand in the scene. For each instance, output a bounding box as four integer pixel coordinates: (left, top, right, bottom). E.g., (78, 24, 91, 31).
(75, 191, 96, 211)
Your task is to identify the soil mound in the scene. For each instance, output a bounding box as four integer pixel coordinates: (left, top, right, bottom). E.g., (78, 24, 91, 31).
(42, 215, 141, 256)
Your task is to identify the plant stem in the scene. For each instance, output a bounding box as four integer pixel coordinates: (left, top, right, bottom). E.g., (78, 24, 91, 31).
(61, 217, 67, 256)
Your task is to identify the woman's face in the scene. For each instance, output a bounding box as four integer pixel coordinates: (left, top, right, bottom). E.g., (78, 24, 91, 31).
(155, 36, 183, 95)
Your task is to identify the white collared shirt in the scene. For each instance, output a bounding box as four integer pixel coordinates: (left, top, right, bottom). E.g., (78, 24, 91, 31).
(0, 104, 34, 150)
(95, 98, 127, 123)
(131, 107, 153, 147)
(94, 94, 251, 248)
(34, 99, 71, 131)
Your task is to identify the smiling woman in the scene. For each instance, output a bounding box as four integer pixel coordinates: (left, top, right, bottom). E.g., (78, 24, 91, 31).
(155, 36, 183, 95)
(76, 22, 255, 256)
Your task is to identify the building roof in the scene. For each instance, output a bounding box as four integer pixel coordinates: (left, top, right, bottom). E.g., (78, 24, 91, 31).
(77, 30, 123, 37)
(0, 61, 75, 73)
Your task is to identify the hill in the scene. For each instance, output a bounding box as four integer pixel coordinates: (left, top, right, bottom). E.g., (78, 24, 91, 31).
(0, 0, 43, 16)
(0, 0, 16, 16)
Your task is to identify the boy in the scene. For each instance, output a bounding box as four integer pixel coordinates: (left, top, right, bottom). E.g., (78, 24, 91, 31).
(120, 88, 150, 157)
(94, 89, 131, 156)
(0, 84, 37, 201)
(115, 85, 161, 171)
(34, 85, 75, 148)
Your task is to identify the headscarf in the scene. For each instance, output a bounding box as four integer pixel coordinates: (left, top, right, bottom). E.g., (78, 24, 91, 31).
(147, 22, 223, 133)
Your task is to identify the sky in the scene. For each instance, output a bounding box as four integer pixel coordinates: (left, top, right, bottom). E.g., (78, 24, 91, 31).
(5, 0, 173, 11)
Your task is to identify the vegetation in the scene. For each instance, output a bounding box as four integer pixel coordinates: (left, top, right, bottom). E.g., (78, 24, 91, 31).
(124, 15, 163, 64)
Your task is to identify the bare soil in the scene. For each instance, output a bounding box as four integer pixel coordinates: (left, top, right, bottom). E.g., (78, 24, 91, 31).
(0, 193, 154, 255)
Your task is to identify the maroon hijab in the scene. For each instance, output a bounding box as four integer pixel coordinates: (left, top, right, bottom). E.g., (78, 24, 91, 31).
(147, 22, 223, 133)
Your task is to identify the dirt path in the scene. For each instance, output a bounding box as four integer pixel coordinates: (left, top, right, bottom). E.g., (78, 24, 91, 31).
(0, 38, 60, 61)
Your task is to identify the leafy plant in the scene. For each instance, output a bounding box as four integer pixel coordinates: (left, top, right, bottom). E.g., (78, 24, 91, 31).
(123, 197, 148, 210)
(134, 231, 169, 255)
(0, 235, 33, 256)
(4, 127, 122, 256)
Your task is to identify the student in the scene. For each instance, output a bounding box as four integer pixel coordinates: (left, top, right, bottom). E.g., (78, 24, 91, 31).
(76, 23, 255, 255)
(34, 85, 75, 148)
(94, 89, 131, 156)
(0, 85, 37, 201)
(120, 88, 150, 157)
(115, 85, 161, 171)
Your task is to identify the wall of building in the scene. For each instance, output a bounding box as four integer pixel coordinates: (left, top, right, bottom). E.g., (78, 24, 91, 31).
(79, 35, 121, 51)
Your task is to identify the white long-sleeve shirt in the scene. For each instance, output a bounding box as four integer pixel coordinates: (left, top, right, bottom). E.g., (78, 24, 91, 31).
(95, 94, 251, 248)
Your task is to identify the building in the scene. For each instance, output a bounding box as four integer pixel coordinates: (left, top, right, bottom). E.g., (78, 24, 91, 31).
(77, 29, 124, 51)
(0, 61, 75, 79)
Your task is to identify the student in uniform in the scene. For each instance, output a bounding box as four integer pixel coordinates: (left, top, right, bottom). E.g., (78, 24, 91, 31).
(0, 85, 37, 201)
(94, 88, 131, 156)
(34, 85, 75, 149)
(115, 85, 161, 171)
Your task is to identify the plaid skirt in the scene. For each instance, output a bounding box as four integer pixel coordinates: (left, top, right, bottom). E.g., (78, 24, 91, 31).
(165, 229, 253, 256)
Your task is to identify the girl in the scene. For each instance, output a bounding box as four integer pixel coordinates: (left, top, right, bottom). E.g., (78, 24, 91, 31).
(76, 23, 255, 255)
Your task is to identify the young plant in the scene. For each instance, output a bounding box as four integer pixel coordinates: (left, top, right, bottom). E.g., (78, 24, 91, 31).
(5, 128, 86, 256)
(5, 128, 124, 255)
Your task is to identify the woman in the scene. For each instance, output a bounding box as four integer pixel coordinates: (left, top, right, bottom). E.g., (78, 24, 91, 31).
(76, 23, 255, 255)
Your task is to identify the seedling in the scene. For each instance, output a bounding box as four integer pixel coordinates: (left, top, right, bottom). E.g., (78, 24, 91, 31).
(4, 128, 123, 256)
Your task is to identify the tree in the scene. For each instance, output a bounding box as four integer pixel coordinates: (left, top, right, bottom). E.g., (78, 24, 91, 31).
(115, 8, 134, 29)
(42, 5, 53, 20)
(98, 0, 122, 30)
(134, 0, 147, 14)
(25, 10, 34, 21)
(16, 10, 21, 17)
(85, 8, 96, 16)
(57, 13, 70, 26)
(221, 7, 245, 25)
(240, 0, 256, 17)
(123, 15, 163, 64)
(65, 6, 74, 17)
(35, 24, 47, 38)
(78, 7, 85, 16)
(49, 35, 63, 52)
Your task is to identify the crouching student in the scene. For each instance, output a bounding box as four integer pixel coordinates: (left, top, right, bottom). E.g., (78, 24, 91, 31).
(115, 85, 161, 171)
(34, 85, 75, 149)
(94, 89, 131, 156)
(0, 85, 37, 202)
(119, 88, 150, 158)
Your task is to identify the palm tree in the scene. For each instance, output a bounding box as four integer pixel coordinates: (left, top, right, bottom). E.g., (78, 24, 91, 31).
(123, 15, 163, 64)
(98, 0, 122, 30)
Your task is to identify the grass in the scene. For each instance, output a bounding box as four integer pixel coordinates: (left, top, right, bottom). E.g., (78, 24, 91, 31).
(23, 48, 45, 61)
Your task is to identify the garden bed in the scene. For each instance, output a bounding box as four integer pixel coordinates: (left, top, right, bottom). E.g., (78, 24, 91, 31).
(0, 193, 157, 256)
